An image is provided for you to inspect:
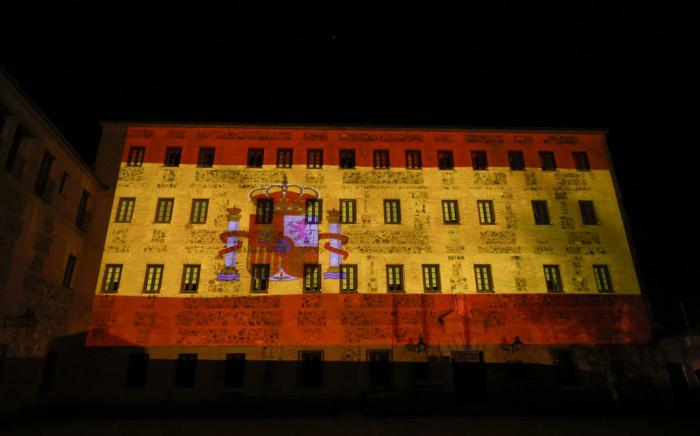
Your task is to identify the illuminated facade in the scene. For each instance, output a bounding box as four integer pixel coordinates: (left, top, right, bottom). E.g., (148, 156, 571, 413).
(80, 123, 656, 398)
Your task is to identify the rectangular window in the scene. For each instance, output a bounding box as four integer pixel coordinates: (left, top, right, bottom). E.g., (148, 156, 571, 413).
(384, 199, 401, 224)
(531, 200, 550, 225)
(422, 264, 441, 292)
(102, 264, 123, 293)
(477, 200, 495, 224)
(34, 151, 55, 202)
(174, 353, 197, 389)
(368, 350, 392, 388)
(539, 151, 557, 171)
(544, 265, 563, 292)
(58, 171, 69, 195)
(307, 149, 323, 169)
(437, 150, 454, 170)
(115, 197, 135, 223)
(339, 149, 356, 169)
(164, 147, 182, 167)
(305, 199, 322, 224)
(223, 353, 245, 388)
(340, 199, 356, 224)
(373, 150, 390, 169)
(4, 125, 26, 176)
(299, 351, 324, 389)
(125, 353, 149, 389)
(340, 264, 358, 293)
(386, 265, 404, 292)
(405, 150, 422, 169)
(247, 148, 264, 168)
(276, 148, 293, 168)
(62, 254, 77, 288)
(255, 198, 274, 224)
(76, 190, 90, 231)
(127, 146, 145, 166)
(155, 198, 174, 223)
(190, 199, 209, 224)
(593, 265, 613, 293)
(181, 264, 201, 293)
(303, 264, 322, 292)
(471, 150, 488, 170)
(474, 264, 494, 293)
(579, 200, 598, 225)
(508, 150, 525, 170)
(442, 200, 460, 224)
(143, 264, 164, 293)
(251, 264, 270, 293)
(572, 151, 591, 171)
(197, 147, 215, 167)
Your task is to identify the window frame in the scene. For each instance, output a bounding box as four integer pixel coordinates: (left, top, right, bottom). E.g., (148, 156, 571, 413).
(127, 146, 145, 167)
(572, 151, 591, 171)
(422, 264, 441, 293)
(405, 150, 422, 169)
(197, 147, 215, 168)
(442, 200, 460, 224)
(373, 149, 390, 169)
(181, 264, 201, 293)
(155, 198, 175, 223)
(543, 265, 564, 292)
(143, 264, 164, 294)
(578, 200, 599, 225)
(508, 150, 525, 170)
(340, 264, 358, 293)
(276, 148, 294, 168)
(115, 197, 136, 223)
(255, 198, 274, 224)
(102, 264, 123, 293)
(339, 149, 356, 169)
(303, 263, 322, 293)
(539, 151, 557, 171)
(307, 149, 323, 169)
(339, 199, 357, 224)
(437, 150, 454, 170)
(471, 150, 489, 170)
(190, 199, 209, 224)
(531, 200, 551, 225)
(251, 263, 270, 293)
(164, 147, 182, 167)
(477, 200, 495, 225)
(593, 264, 613, 293)
(62, 254, 77, 288)
(247, 148, 264, 168)
(384, 199, 401, 224)
(474, 264, 494, 293)
(386, 264, 404, 293)
(305, 198, 322, 224)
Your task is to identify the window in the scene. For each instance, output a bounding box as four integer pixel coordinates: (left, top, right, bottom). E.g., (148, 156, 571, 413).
(174, 353, 197, 388)
(255, 198, 274, 224)
(4, 125, 26, 176)
(223, 353, 245, 388)
(340, 199, 356, 224)
(386, 265, 404, 292)
(437, 150, 454, 170)
(477, 200, 495, 224)
(190, 199, 209, 224)
(197, 147, 215, 167)
(539, 151, 557, 171)
(143, 264, 164, 293)
(474, 264, 494, 292)
(247, 148, 264, 168)
(75, 190, 90, 231)
(405, 150, 422, 169)
(339, 149, 356, 169)
(34, 151, 55, 202)
(531, 200, 550, 225)
(299, 351, 324, 389)
(572, 151, 590, 171)
(102, 264, 123, 293)
(62, 254, 77, 288)
(115, 198, 135, 223)
(276, 148, 293, 168)
(340, 264, 358, 293)
(125, 353, 149, 389)
(471, 150, 488, 170)
(544, 265, 563, 292)
(307, 149, 323, 169)
(373, 150, 390, 169)
(251, 264, 270, 293)
(181, 264, 201, 293)
(579, 200, 598, 225)
(384, 200, 401, 224)
(303, 264, 321, 292)
(58, 171, 69, 195)
(508, 150, 525, 170)
(593, 265, 613, 293)
(155, 198, 174, 223)
(164, 147, 182, 167)
(127, 146, 145, 166)
(305, 199, 322, 224)
(442, 200, 460, 224)
(368, 350, 392, 388)
(422, 265, 441, 292)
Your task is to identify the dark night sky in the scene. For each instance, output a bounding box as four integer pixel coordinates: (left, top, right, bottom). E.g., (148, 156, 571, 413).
(1, 1, 698, 332)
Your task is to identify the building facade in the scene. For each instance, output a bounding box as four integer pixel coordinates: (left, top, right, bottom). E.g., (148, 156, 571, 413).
(76, 123, 659, 403)
(0, 68, 107, 406)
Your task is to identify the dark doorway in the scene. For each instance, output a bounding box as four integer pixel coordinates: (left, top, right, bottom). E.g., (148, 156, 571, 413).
(368, 350, 392, 388)
(299, 351, 324, 389)
(451, 351, 486, 401)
